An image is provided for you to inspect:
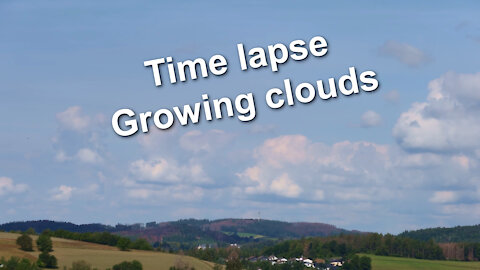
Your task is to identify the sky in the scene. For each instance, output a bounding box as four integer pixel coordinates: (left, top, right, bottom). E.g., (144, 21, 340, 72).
(1, 0, 480, 234)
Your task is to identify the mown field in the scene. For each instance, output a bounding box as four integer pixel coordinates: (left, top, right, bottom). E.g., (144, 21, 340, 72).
(363, 254, 480, 270)
(0, 232, 215, 270)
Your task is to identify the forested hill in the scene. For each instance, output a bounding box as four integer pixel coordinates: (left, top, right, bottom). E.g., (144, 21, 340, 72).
(0, 219, 358, 242)
(0, 220, 115, 233)
(399, 224, 480, 243)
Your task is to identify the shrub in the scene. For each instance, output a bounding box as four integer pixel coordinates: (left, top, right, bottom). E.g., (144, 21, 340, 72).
(0, 256, 40, 270)
(130, 239, 153, 251)
(70, 260, 92, 270)
(38, 252, 57, 269)
(112, 260, 142, 270)
(36, 233, 53, 252)
(116, 238, 131, 251)
(16, 234, 34, 251)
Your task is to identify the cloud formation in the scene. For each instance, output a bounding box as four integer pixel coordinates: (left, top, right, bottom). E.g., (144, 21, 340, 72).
(56, 106, 91, 132)
(430, 191, 457, 204)
(394, 71, 480, 153)
(361, 110, 382, 127)
(0, 177, 28, 196)
(51, 185, 75, 201)
(379, 41, 431, 67)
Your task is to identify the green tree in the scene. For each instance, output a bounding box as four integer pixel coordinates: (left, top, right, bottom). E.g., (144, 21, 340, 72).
(16, 234, 34, 251)
(116, 238, 131, 251)
(36, 233, 53, 252)
(25, 228, 36, 235)
(112, 260, 142, 270)
(0, 256, 40, 270)
(70, 260, 92, 270)
(225, 247, 241, 270)
(359, 256, 372, 270)
(130, 238, 153, 250)
(38, 252, 58, 269)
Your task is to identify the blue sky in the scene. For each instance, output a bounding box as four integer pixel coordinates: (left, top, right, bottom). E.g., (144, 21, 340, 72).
(1, 0, 480, 233)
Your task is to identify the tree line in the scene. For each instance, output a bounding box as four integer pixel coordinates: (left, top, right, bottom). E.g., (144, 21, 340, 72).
(186, 232, 445, 269)
(262, 233, 445, 260)
(41, 229, 153, 251)
(0, 257, 143, 270)
(399, 224, 480, 243)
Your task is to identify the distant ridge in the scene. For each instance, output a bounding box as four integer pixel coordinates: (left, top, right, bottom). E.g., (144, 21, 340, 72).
(0, 218, 360, 243)
(399, 224, 480, 243)
(0, 220, 114, 233)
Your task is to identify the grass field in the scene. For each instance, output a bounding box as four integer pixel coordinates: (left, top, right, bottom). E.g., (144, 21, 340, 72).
(362, 254, 480, 270)
(222, 231, 266, 239)
(0, 232, 215, 270)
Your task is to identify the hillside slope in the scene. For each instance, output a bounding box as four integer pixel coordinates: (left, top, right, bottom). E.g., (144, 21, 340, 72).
(0, 232, 214, 270)
(399, 225, 480, 243)
(0, 219, 359, 248)
(363, 254, 480, 270)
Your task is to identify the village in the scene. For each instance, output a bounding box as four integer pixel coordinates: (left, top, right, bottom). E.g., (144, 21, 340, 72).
(196, 242, 346, 269)
(246, 255, 344, 270)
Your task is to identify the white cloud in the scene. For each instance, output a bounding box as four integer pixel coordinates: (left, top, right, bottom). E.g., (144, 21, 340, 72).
(361, 110, 382, 127)
(130, 158, 179, 182)
(51, 185, 75, 201)
(55, 150, 70, 162)
(452, 155, 471, 169)
(379, 40, 431, 67)
(0, 177, 28, 196)
(394, 71, 480, 153)
(126, 185, 204, 201)
(56, 106, 90, 132)
(54, 106, 107, 167)
(254, 135, 313, 168)
(239, 135, 393, 200)
(430, 191, 457, 204)
(129, 158, 211, 184)
(269, 173, 302, 198)
(76, 148, 102, 163)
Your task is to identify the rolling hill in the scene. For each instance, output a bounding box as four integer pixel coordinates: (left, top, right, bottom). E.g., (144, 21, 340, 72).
(0, 232, 214, 270)
(0, 219, 359, 248)
(399, 224, 480, 243)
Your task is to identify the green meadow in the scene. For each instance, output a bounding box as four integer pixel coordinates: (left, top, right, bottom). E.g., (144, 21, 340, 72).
(363, 254, 480, 270)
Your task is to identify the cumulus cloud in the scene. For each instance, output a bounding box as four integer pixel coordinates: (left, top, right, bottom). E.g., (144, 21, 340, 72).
(126, 185, 204, 201)
(76, 148, 102, 163)
(235, 132, 480, 226)
(238, 135, 393, 200)
(430, 191, 457, 204)
(361, 110, 382, 127)
(394, 71, 480, 153)
(270, 174, 301, 198)
(54, 148, 103, 164)
(379, 40, 431, 67)
(0, 177, 28, 196)
(56, 106, 90, 132)
(129, 158, 211, 184)
(51, 185, 75, 201)
(53, 106, 107, 166)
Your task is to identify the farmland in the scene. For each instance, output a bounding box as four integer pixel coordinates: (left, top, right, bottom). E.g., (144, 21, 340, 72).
(0, 232, 214, 270)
